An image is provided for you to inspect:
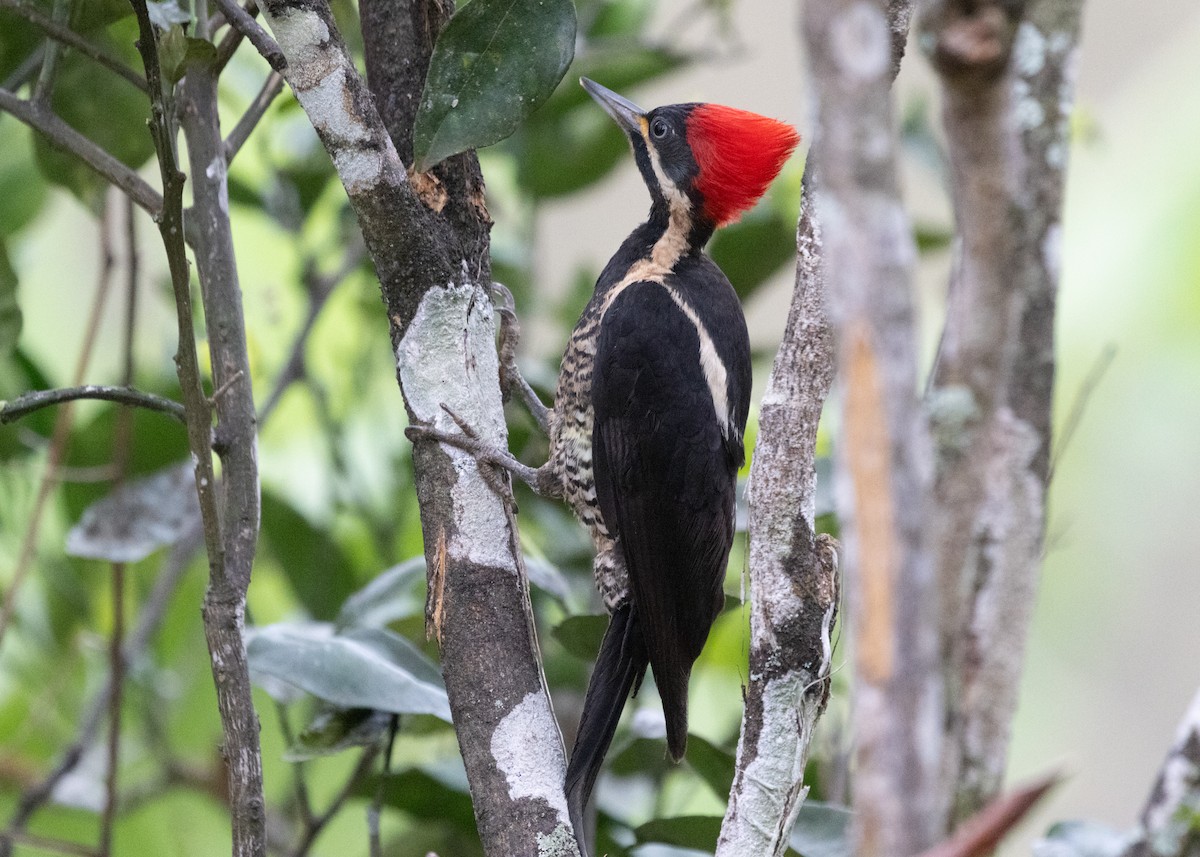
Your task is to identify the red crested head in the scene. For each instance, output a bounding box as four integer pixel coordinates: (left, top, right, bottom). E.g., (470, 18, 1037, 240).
(686, 105, 800, 227)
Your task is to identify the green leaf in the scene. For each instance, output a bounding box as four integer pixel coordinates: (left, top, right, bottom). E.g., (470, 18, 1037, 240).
(0, 106, 48, 237)
(159, 25, 187, 84)
(260, 492, 358, 621)
(335, 557, 426, 631)
(789, 802, 853, 857)
(412, 0, 577, 171)
(0, 241, 19, 361)
(634, 815, 721, 851)
(33, 34, 153, 209)
(709, 204, 796, 300)
(247, 624, 452, 721)
(683, 734, 735, 798)
(285, 706, 392, 761)
(359, 763, 477, 831)
(65, 462, 199, 563)
(551, 613, 608, 659)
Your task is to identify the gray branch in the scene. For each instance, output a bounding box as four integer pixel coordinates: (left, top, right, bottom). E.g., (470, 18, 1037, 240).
(1122, 689, 1200, 857)
(0, 0, 148, 92)
(0, 385, 186, 424)
(803, 0, 942, 854)
(715, 181, 839, 857)
(0, 88, 163, 219)
(178, 15, 267, 855)
(258, 2, 578, 853)
(922, 0, 1086, 823)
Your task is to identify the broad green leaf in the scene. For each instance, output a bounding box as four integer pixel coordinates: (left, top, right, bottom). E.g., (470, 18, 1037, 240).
(335, 557, 426, 631)
(789, 802, 853, 857)
(0, 109, 47, 238)
(358, 763, 477, 832)
(551, 613, 608, 659)
(683, 734, 734, 798)
(285, 706, 392, 761)
(412, 0, 577, 171)
(634, 815, 721, 851)
(260, 492, 358, 621)
(709, 203, 797, 300)
(0, 241, 19, 361)
(158, 26, 188, 84)
(247, 624, 452, 721)
(33, 38, 153, 209)
(65, 462, 199, 563)
(0, 10, 41, 82)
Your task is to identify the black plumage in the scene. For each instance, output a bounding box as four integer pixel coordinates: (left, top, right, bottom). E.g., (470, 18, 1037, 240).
(552, 78, 791, 855)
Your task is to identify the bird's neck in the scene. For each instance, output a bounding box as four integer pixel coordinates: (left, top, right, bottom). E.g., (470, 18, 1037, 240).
(635, 198, 715, 271)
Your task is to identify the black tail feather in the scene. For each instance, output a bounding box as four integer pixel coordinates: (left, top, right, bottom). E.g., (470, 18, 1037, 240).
(565, 604, 648, 857)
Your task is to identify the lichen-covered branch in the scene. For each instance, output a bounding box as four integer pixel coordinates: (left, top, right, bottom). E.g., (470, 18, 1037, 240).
(1122, 689, 1200, 857)
(922, 0, 1085, 823)
(714, 182, 838, 857)
(258, 2, 577, 854)
(802, 0, 942, 854)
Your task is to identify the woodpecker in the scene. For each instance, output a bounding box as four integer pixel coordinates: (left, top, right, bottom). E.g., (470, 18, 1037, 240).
(554, 78, 799, 848)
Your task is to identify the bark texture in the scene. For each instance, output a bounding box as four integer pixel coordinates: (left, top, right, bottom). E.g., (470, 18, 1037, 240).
(922, 0, 1086, 823)
(1122, 689, 1200, 857)
(714, 184, 838, 857)
(179, 35, 266, 855)
(803, 1, 942, 854)
(258, 3, 577, 854)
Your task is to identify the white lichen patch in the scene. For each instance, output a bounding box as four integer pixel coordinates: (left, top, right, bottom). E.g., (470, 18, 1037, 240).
(1013, 22, 1047, 78)
(716, 670, 819, 857)
(396, 283, 515, 571)
(491, 692, 571, 827)
(536, 824, 579, 857)
(1042, 223, 1062, 281)
(296, 65, 371, 143)
(260, 6, 334, 88)
(831, 1, 890, 82)
(333, 147, 385, 195)
(206, 154, 229, 215)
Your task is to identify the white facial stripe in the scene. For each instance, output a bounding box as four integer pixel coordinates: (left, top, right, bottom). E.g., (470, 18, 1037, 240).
(661, 285, 731, 435)
(645, 139, 693, 270)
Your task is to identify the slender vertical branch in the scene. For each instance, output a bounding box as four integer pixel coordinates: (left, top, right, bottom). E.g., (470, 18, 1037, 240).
(177, 3, 268, 852)
(128, 3, 265, 856)
(803, 0, 942, 854)
(922, 0, 1086, 823)
(1121, 689, 1200, 857)
(31, 0, 70, 105)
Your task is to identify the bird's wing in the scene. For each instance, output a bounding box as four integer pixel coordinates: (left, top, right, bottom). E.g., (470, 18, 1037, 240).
(591, 279, 739, 759)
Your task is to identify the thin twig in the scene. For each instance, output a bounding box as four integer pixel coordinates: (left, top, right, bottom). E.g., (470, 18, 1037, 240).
(0, 385, 188, 425)
(288, 745, 380, 857)
(0, 89, 163, 218)
(915, 772, 1060, 857)
(0, 831, 101, 857)
(211, 0, 286, 71)
(258, 241, 365, 423)
(31, 0, 70, 106)
(224, 70, 285, 163)
(0, 0, 148, 92)
(368, 716, 399, 857)
(1047, 343, 1116, 485)
(98, 196, 140, 857)
(274, 703, 316, 828)
(0, 202, 116, 647)
(1, 44, 44, 92)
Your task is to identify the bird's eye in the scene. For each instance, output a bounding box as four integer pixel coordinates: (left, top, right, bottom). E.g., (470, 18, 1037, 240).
(650, 118, 669, 139)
